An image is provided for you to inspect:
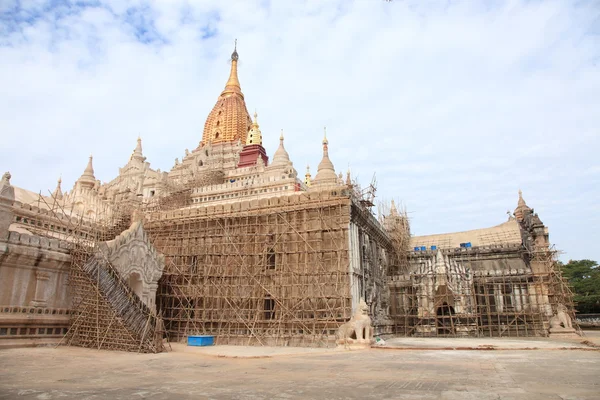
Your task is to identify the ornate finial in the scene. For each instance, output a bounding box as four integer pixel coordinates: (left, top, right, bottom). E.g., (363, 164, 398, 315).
(323, 127, 328, 145)
(280, 129, 284, 141)
(231, 39, 239, 61)
(1, 172, 11, 185)
(222, 40, 241, 96)
(346, 168, 351, 186)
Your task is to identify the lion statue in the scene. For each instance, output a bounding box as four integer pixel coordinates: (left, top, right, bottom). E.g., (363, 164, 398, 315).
(549, 303, 573, 330)
(336, 298, 373, 345)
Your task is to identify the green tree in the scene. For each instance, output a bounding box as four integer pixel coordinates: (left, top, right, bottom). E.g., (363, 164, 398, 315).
(559, 259, 600, 314)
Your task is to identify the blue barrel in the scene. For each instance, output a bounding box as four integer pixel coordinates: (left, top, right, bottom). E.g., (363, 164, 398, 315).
(414, 247, 420, 251)
(420, 246, 426, 251)
(431, 245, 437, 250)
(465, 242, 472, 248)
(187, 335, 214, 346)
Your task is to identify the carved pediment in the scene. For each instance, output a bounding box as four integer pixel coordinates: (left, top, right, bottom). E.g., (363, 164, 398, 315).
(97, 220, 165, 287)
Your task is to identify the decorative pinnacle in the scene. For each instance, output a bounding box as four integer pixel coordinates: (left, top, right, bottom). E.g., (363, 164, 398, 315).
(280, 129, 284, 141)
(231, 39, 239, 61)
(517, 189, 528, 208)
(323, 127, 328, 145)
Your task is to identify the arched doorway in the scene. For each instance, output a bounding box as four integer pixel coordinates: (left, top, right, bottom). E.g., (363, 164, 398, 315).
(127, 272, 144, 300)
(436, 302, 455, 336)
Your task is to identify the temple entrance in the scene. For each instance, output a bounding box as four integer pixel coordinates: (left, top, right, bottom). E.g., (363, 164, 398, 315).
(436, 302, 455, 335)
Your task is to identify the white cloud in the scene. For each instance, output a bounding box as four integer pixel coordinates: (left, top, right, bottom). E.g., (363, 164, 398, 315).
(1, 0, 599, 262)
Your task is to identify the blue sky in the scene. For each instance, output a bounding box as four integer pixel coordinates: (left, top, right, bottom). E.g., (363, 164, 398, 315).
(1, 0, 599, 262)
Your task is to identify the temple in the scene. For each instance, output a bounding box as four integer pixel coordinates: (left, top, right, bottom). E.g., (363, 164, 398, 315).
(0, 45, 578, 351)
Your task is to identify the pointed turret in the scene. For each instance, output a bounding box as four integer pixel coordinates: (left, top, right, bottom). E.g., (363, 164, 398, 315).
(304, 165, 312, 187)
(52, 177, 63, 200)
(237, 111, 269, 168)
(390, 199, 399, 217)
(130, 137, 146, 162)
(345, 169, 352, 186)
(77, 155, 96, 190)
(313, 128, 338, 186)
(514, 189, 531, 222)
(247, 112, 263, 145)
(271, 130, 291, 167)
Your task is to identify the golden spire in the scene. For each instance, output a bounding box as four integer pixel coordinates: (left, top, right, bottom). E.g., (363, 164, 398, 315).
(246, 111, 263, 145)
(222, 39, 242, 98)
(304, 164, 312, 187)
(201, 42, 251, 145)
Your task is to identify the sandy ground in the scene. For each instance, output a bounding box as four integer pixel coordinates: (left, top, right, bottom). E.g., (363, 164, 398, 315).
(1, 336, 599, 399)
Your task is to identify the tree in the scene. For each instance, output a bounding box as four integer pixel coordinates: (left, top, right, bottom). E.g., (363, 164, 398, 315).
(558, 259, 600, 314)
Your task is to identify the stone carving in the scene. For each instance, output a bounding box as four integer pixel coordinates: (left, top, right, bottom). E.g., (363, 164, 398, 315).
(336, 298, 373, 347)
(548, 303, 578, 337)
(0, 171, 15, 237)
(549, 303, 572, 329)
(1, 172, 10, 185)
(97, 220, 165, 312)
(0, 172, 14, 199)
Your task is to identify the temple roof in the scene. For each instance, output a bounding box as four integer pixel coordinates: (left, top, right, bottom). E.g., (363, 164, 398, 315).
(410, 219, 522, 249)
(201, 43, 252, 146)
